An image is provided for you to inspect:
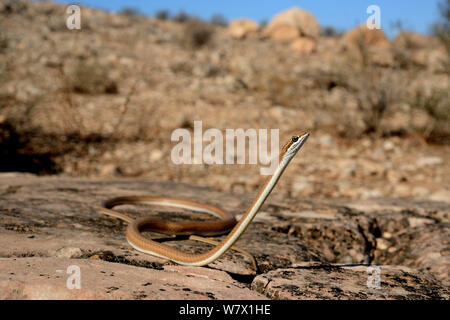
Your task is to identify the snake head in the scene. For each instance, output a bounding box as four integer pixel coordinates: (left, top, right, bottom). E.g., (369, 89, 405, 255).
(280, 131, 309, 162)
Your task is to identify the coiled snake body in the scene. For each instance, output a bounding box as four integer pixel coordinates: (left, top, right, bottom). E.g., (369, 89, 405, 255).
(98, 132, 309, 267)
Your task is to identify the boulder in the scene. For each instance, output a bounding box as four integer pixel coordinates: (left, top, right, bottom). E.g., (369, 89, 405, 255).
(291, 37, 316, 54)
(228, 19, 259, 39)
(343, 25, 391, 48)
(369, 46, 395, 67)
(410, 49, 448, 72)
(394, 31, 441, 50)
(264, 7, 320, 42)
(265, 24, 300, 42)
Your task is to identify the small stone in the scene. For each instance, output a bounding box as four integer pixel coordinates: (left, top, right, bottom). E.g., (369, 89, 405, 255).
(412, 187, 429, 197)
(360, 189, 382, 199)
(55, 247, 82, 259)
(315, 134, 334, 147)
(386, 170, 401, 183)
(416, 156, 444, 167)
(383, 140, 395, 151)
(340, 255, 354, 264)
(430, 189, 450, 203)
(382, 232, 392, 239)
(408, 217, 433, 228)
(361, 139, 372, 148)
(99, 164, 117, 176)
(149, 149, 163, 162)
(376, 238, 390, 250)
(291, 179, 314, 195)
(394, 184, 410, 197)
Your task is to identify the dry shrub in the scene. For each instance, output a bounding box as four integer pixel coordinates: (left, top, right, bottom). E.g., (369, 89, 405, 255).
(173, 10, 190, 23)
(0, 31, 9, 53)
(392, 47, 413, 70)
(321, 26, 343, 37)
(0, 60, 8, 81)
(432, 0, 450, 54)
(410, 88, 450, 144)
(335, 68, 406, 138)
(68, 61, 118, 94)
(155, 10, 169, 20)
(257, 73, 300, 107)
(183, 19, 214, 48)
(119, 7, 142, 17)
(355, 70, 396, 135)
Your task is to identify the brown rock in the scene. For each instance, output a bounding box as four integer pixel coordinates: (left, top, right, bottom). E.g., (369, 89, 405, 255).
(264, 7, 320, 41)
(0, 257, 265, 299)
(410, 49, 448, 72)
(264, 24, 300, 42)
(343, 25, 391, 48)
(291, 37, 316, 54)
(0, 174, 448, 299)
(430, 189, 450, 203)
(252, 265, 449, 299)
(228, 19, 259, 39)
(394, 31, 441, 50)
(369, 46, 394, 67)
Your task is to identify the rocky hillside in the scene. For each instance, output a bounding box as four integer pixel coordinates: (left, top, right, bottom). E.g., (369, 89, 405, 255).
(0, 1, 449, 299)
(0, 1, 449, 202)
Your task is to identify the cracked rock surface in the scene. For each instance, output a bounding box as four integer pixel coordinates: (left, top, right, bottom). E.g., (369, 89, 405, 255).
(0, 173, 448, 299)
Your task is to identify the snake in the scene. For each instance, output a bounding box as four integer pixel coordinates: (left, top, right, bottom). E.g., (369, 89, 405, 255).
(98, 131, 309, 267)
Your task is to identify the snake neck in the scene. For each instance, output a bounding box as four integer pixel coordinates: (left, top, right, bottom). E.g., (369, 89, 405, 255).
(198, 156, 292, 265)
(232, 156, 290, 232)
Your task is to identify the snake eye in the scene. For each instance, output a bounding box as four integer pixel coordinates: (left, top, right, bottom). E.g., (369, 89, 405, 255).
(292, 136, 299, 142)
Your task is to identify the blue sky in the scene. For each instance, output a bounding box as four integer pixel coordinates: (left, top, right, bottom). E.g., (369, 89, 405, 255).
(53, 0, 443, 37)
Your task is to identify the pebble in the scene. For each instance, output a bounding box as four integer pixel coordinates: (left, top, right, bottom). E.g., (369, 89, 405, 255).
(394, 184, 411, 197)
(99, 163, 117, 176)
(416, 156, 444, 167)
(316, 134, 334, 147)
(291, 178, 314, 195)
(430, 189, 450, 203)
(360, 189, 382, 199)
(55, 247, 82, 259)
(382, 232, 392, 239)
(376, 238, 390, 250)
(149, 149, 164, 162)
(408, 217, 433, 228)
(383, 140, 395, 151)
(386, 170, 402, 183)
(412, 187, 429, 197)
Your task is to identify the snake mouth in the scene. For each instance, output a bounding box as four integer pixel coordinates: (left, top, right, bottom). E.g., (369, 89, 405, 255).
(297, 131, 310, 139)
